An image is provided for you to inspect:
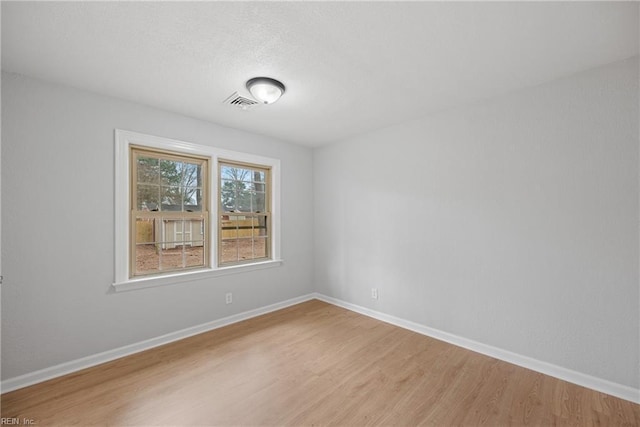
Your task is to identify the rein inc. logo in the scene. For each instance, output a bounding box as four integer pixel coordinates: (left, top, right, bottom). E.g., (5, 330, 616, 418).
(0, 418, 35, 425)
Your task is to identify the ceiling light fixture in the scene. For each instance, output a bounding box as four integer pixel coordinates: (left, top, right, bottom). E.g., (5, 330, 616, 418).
(246, 77, 286, 104)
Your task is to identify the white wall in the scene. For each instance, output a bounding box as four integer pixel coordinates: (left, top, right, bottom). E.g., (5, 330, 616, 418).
(1, 72, 314, 380)
(314, 57, 639, 389)
(2, 56, 638, 393)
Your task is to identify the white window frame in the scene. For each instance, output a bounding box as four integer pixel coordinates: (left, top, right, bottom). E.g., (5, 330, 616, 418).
(114, 130, 282, 292)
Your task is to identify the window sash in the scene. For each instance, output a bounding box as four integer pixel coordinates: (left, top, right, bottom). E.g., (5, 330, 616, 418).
(219, 213, 270, 265)
(130, 214, 208, 277)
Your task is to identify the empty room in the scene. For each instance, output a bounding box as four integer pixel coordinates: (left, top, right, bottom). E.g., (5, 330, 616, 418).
(1, 1, 638, 425)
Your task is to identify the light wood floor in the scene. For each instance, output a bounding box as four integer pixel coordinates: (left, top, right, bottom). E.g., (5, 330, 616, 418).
(2, 299, 638, 426)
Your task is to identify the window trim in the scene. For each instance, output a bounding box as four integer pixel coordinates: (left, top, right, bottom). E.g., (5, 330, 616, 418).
(114, 130, 282, 292)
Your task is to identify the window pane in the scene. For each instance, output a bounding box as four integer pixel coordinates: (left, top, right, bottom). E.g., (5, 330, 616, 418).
(137, 184, 160, 211)
(240, 168, 252, 182)
(237, 238, 254, 261)
(236, 188, 253, 212)
(185, 242, 205, 268)
(255, 215, 268, 237)
(160, 185, 181, 211)
(135, 217, 157, 243)
(220, 165, 237, 181)
(183, 187, 203, 211)
(220, 179, 234, 211)
(253, 237, 268, 259)
(221, 215, 238, 240)
(220, 179, 244, 212)
(137, 156, 159, 184)
(135, 243, 160, 275)
(221, 239, 239, 264)
(195, 218, 205, 238)
(183, 162, 203, 187)
(252, 170, 265, 183)
(170, 219, 186, 244)
(160, 159, 183, 186)
(251, 191, 266, 213)
(159, 244, 184, 271)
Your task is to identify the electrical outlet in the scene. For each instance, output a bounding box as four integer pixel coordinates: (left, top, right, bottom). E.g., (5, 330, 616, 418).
(225, 292, 233, 304)
(371, 288, 378, 300)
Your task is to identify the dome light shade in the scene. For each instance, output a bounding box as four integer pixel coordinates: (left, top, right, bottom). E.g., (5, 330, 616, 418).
(246, 77, 286, 104)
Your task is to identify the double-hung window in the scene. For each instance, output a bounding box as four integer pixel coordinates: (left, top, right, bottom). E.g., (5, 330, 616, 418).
(114, 130, 281, 291)
(131, 148, 209, 276)
(219, 161, 271, 265)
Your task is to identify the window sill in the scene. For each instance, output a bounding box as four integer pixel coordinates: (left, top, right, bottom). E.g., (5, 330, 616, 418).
(112, 259, 284, 293)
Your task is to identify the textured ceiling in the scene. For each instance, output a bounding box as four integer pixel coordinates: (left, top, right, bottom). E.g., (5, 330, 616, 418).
(2, 2, 638, 147)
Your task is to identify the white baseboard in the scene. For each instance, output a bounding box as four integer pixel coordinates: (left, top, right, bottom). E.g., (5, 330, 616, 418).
(4, 292, 638, 405)
(1, 294, 315, 394)
(312, 292, 640, 404)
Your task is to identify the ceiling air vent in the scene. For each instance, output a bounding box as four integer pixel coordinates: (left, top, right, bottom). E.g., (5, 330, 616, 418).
(223, 92, 259, 110)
